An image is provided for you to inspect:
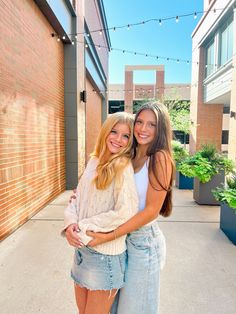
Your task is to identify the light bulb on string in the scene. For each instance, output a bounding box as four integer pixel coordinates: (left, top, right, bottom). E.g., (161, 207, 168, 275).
(175, 16, 179, 23)
(159, 19, 162, 26)
(194, 12, 197, 19)
(99, 30, 102, 35)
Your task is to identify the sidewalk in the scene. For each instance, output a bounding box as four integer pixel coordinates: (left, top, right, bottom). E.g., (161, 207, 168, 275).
(0, 188, 236, 314)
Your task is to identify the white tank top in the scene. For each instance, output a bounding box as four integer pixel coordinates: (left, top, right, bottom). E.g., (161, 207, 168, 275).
(134, 160, 149, 212)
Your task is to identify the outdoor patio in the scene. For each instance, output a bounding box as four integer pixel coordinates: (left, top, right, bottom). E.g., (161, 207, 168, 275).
(0, 187, 236, 314)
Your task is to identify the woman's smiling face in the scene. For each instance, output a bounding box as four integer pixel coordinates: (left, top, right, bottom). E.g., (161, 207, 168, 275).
(134, 109, 157, 146)
(106, 122, 131, 154)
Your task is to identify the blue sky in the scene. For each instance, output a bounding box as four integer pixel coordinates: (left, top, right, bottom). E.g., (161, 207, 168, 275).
(103, 0, 203, 84)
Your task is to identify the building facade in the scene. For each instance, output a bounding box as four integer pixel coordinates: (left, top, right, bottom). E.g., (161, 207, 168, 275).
(190, 0, 236, 160)
(109, 65, 191, 113)
(0, 0, 110, 240)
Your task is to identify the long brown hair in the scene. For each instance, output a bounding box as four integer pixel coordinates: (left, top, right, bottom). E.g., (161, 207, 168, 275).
(133, 102, 174, 217)
(91, 112, 134, 190)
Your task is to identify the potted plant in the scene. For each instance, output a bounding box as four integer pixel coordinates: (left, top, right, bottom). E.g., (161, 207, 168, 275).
(213, 174, 236, 245)
(172, 140, 193, 189)
(178, 144, 234, 205)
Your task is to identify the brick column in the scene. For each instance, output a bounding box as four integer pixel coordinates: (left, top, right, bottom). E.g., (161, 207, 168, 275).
(190, 47, 223, 153)
(155, 70, 164, 102)
(124, 70, 133, 113)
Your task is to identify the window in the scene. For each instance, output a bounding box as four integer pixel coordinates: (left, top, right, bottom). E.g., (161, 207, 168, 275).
(108, 100, 124, 114)
(219, 19, 233, 66)
(173, 131, 189, 144)
(205, 40, 215, 77)
(223, 106, 230, 114)
(222, 130, 229, 144)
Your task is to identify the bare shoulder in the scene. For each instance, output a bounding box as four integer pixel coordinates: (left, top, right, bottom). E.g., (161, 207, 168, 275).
(153, 150, 172, 165)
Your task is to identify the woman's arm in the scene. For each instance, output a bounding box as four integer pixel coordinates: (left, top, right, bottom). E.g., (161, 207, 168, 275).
(62, 186, 84, 248)
(87, 151, 172, 246)
(78, 163, 138, 236)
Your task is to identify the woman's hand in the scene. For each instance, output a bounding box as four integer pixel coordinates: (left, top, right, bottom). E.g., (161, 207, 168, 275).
(65, 223, 84, 248)
(86, 231, 114, 247)
(69, 189, 77, 203)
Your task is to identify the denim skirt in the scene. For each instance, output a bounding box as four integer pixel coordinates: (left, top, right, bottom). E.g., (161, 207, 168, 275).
(71, 246, 127, 291)
(111, 221, 166, 314)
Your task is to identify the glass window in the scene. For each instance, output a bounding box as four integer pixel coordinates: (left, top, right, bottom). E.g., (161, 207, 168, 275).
(220, 20, 233, 66)
(205, 40, 215, 77)
(108, 100, 124, 113)
(223, 106, 230, 114)
(222, 130, 229, 144)
(173, 131, 189, 144)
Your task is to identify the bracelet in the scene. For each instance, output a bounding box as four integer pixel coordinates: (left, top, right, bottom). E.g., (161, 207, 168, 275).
(113, 229, 118, 240)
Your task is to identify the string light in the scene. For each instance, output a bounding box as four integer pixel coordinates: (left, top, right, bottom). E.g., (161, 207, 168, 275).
(53, 37, 235, 68)
(92, 78, 234, 94)
(52, 8, 223, 37)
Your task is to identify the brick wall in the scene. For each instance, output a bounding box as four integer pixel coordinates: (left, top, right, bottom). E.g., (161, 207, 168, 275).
(0, 0, 65, 239)
(85, 78, 102, 161)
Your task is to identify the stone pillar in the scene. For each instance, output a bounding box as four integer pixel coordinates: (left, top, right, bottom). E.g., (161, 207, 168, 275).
(124, 70, 133, 113)
(228, 8, 236, 162)
(155, 70, 164, 102)
(64, 0, 86, 189)
(189, 47, 223, 153)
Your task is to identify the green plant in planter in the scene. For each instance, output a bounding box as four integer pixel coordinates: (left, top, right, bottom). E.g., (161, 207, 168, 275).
(177, 144, 234, 183)
(213, 174, 236, 212)
(171, 140, 189, 166)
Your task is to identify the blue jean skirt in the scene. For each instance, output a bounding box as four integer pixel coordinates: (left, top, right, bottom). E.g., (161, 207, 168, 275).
(71, 246, 127, 291)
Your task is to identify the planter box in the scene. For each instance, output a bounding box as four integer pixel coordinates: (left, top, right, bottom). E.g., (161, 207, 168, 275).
(193, 171, 224, 205)
(175, 171, 193, 189)
(220, 203, 236, 245)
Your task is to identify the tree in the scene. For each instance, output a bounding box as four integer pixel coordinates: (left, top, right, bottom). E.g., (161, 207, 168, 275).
(165, 100, 191, 147)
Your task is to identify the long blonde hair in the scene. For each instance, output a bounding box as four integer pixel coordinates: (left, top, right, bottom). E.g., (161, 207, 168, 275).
(91, 112, 134, 189)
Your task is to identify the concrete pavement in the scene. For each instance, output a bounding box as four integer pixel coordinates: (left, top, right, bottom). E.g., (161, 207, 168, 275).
(0, 188, 236, 314)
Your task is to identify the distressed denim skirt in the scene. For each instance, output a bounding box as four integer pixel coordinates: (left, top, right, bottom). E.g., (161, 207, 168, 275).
(71, 246, 127, 291)
(111, 221, 166, 314)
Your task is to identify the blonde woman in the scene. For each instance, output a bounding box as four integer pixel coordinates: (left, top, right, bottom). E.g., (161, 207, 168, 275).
(86, 103, 174, 314)
(62, 112, 138, 314)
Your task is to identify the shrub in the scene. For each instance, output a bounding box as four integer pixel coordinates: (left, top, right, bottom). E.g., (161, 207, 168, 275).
(213, 173, 236, 211)
(177, 144, 235, 183)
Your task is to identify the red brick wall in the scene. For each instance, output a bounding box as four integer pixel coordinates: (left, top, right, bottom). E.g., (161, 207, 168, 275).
(85, 78, 102, 161)
(0, 0, 65, 239)
(124, 71, 133, 113)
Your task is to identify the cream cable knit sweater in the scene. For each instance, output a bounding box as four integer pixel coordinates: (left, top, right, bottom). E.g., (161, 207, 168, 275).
(63, 157, 139, 255)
